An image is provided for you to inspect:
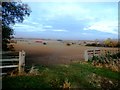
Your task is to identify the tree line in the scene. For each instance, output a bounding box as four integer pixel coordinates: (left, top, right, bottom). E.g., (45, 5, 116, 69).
(86, 38, 120, 47)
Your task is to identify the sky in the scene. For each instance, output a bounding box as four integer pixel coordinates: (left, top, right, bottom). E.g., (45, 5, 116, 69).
(13, 1, 118, 40)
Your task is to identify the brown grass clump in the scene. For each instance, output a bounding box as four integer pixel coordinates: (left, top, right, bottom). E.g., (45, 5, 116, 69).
(63, 79, 71, 89)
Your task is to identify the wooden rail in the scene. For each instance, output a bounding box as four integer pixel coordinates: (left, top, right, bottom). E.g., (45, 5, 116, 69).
(0, 50, 25, 75)
(0, 65, 18, 68)
(84, 49, 119, 61)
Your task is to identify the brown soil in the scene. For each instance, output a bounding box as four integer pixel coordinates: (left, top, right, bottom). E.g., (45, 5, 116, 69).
(13, 40, 118, 66)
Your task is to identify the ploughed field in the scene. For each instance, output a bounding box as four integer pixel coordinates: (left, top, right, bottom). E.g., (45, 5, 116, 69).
(13, 39, 118, 65)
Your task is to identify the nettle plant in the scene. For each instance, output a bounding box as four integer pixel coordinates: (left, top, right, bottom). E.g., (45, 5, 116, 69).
(88, 51, 120, 67)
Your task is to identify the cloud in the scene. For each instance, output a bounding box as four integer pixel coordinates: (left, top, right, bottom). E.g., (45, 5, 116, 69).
(23, 18, 40, 25)
(84, 21, 118, 34)
(32, 22, 40, 25)
(43, 25, 53, 28)
(14, 23, 46, 32)
(33, 2, 117, 22)
(46, 4, 90, 21)
(42, 15, 88, 32)
(13, 2, 118, 40)
(55, 4, 90, 15)
(14, 24, 33, 28)
(14, 22, 68, 32)
(52, 29, 68, 32)
(81, 33, 89, 35)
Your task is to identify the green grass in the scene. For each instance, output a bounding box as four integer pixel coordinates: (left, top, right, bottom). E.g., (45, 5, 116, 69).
(2, 62, 120, 89)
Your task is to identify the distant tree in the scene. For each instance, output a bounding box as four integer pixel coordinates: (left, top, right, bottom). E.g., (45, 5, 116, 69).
(43, 42, 47, 45)
(111, 40, 118, 47)
(66, 43, 71, 46)
(103, 38, 119, 47)
(1, 2, 31, 51)
(103, 38, 112, 47)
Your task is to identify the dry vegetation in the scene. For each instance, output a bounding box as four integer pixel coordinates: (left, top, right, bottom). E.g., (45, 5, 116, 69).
(88, 52, 120, 72)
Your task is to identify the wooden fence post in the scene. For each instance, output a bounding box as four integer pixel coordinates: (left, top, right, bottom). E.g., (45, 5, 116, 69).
(84, 50, 88, 61)
(84, 49, 100, 61)
(19, 50, 25, 74)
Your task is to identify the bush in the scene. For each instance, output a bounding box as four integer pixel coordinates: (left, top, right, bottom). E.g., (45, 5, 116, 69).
(66, 43, 71, 46)
(43, 42, 47, 45)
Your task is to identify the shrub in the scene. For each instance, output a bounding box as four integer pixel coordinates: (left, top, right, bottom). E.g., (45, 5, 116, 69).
(66, 43, 71, 46)
(43, 42, 47, 45)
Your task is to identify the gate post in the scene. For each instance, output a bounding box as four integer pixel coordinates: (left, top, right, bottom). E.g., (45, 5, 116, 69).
(84, 50, 88, 61)
(19, 50, 25, 74)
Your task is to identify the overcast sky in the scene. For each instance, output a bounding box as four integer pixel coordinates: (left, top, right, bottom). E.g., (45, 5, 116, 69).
(13, 1, 118, 40)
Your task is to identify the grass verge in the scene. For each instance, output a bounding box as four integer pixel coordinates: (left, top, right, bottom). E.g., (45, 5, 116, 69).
(2, 62, 120, 89)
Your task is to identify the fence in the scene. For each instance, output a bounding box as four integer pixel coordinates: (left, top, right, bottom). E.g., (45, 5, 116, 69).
(0, 50, 25, 75)
(84, 49, 120, 61)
